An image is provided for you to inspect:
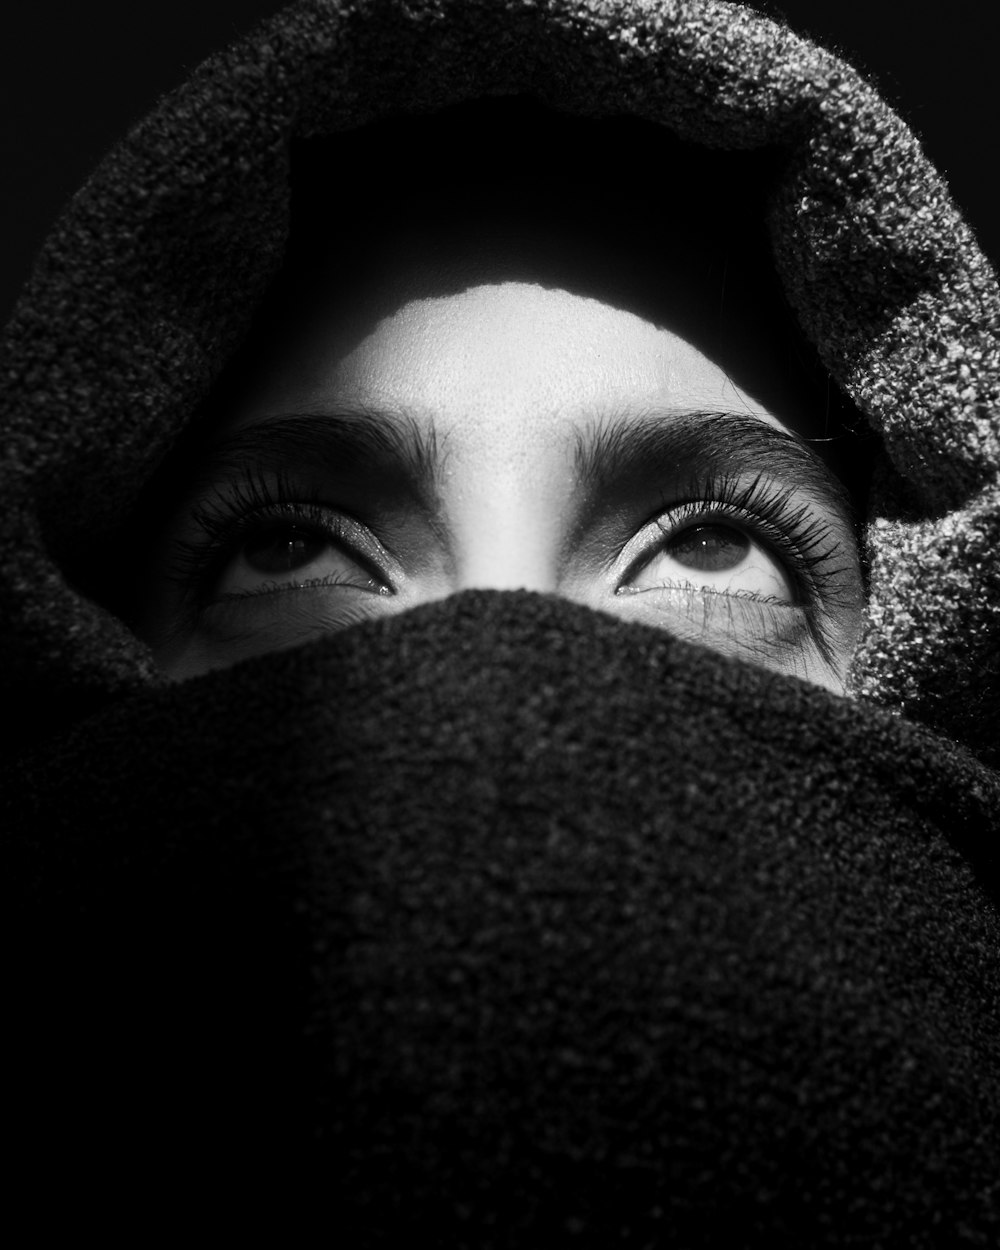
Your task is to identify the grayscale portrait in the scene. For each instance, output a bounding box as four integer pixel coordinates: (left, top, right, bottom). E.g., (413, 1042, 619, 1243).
(5, 1, 1000, 1240)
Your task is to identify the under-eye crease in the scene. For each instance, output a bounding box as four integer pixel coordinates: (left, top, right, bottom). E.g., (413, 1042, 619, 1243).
(615, 469, 851, 665)
(623, 471, 845, 597)
(156, 455, 856, 683)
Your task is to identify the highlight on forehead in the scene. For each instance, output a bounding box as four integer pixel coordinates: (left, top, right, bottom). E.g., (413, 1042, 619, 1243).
(269, 101, 855, 434)
(188, 97, 874, 517)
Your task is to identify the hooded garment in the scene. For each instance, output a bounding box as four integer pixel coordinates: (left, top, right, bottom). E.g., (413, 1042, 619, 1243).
(4, 0, 1000, 1241)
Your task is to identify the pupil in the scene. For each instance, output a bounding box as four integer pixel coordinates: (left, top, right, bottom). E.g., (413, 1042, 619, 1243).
(667, 524, 749, 572)
(244, 526, 326, 574)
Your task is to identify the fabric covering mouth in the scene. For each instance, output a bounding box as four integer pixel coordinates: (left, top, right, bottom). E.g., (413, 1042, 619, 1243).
(8, 590, 1000, 1240)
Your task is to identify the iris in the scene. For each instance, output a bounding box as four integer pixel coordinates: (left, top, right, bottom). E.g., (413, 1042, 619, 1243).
(244, 525, 329, 574)
(667, 524, 749, 572)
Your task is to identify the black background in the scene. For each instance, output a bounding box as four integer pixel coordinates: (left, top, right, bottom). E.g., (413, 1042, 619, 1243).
(2, 2, 996, 320)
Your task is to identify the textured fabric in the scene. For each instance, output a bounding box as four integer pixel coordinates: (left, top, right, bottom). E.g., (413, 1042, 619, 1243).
(1, 0, 998, 756)
(4, 0, 1000, 1240)
(8, 592, 1000, 1239)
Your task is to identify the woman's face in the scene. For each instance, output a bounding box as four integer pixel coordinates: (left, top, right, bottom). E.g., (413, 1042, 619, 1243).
(137, 202, 865, 691)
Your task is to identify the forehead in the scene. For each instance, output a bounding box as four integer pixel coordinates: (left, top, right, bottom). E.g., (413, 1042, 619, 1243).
(196, 99, 865, 505)
(229, 276, 789, 467)
(222, 108, 828, 436)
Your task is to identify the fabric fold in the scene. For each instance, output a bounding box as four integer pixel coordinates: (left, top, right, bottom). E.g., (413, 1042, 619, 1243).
(8, 592, 1000, 1237)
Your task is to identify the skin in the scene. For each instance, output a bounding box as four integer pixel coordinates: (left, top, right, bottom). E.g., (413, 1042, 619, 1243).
(137, 209, 866, 690)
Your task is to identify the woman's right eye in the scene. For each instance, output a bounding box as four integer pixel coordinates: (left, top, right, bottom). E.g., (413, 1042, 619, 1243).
(213, 518, 391, 600)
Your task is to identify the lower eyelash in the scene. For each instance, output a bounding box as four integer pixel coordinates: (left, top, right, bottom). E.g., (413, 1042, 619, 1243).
(165, 469, 350, 606)
(671, 474, 837, 589)
(196, 592, 386, 651)
(696, 585, 807, 651)
(657, 579, 806, 636)
(662, 470, 853, 663)
(622, 582, 819, 681)
(214, 571, 391, 601)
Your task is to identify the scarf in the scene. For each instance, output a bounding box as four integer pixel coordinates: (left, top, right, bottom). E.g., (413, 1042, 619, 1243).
(4, 2, 999, 1240)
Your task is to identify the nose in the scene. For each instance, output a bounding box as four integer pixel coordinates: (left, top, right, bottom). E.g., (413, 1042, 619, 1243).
(449, 477, 564, 595)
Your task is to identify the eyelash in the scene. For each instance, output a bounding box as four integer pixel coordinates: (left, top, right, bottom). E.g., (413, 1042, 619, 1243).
(165, 465, 849, 649)
(653, 470, 842, 593)
(634, 469, 849, 659)
(165, 468, 377, 608)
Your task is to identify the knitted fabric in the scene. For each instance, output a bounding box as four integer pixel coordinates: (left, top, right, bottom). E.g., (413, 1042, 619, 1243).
(5, 2, 1000, 1240)
(1, 0, 998, 757)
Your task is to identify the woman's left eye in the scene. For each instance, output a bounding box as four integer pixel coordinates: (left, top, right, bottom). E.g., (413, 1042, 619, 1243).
(621, 517, 792, 602)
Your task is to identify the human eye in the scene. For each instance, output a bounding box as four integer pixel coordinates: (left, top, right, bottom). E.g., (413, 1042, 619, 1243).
(623, 513, 791, 602)
(150, 469, 398, 671)
(612, 473, 859, 687)
(209, 508, 390, 601)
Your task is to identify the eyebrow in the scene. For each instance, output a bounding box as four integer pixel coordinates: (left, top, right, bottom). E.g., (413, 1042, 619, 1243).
(573, 408, 856, 522)
(185, 403, 854, 527)
(186, 404, 444, 506)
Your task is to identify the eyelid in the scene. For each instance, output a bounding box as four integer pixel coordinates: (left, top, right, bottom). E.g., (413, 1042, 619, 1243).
(164, 471, 405, 607)
(611, 472, 843, 605)
(615, 505, 789, 601)
(217, 507, 397, 597)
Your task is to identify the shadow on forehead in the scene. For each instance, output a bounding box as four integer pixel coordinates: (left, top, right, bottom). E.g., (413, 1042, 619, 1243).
(289, 98, 780, 328)
(232, 98, 871, 504)
(89, 100, 875, 633)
